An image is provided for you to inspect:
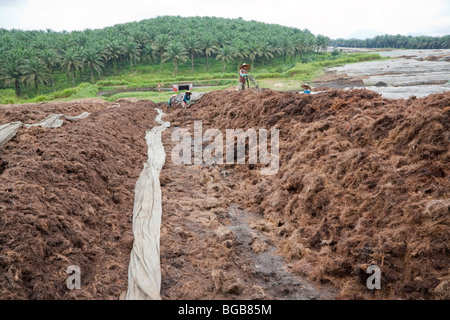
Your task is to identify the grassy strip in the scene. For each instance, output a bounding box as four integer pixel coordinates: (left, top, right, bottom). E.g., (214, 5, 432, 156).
(0, 53, 384, 105)
(0, 89, 19, 104)
(0, 83, 99, 104)
(103, 85, 231, 103)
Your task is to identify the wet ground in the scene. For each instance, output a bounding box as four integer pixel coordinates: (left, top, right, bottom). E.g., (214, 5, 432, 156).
(317, 49, 450, 99)
(159, 118, 336, 300)
(1, 89, 448, 300)
(226, 204, 336, 300)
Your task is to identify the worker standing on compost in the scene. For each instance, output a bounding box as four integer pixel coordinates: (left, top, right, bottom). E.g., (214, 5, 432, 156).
(182, 91, 192, 109)
(239, 63, 251, 91)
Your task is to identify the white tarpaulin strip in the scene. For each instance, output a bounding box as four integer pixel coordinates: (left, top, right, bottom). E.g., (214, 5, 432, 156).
(24, 114, 64, 129)
(0, 122, 23, 147)
(24, 112, 91, 129)
(126, 108, 170, 300)
(0, 112, 91, 147)
(62, 112, 91, 122)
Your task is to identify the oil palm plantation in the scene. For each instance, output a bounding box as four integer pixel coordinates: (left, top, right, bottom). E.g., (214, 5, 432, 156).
(142, 43, 156, 64)
(163, 41, 188, 77)
(104, 41, 123, 74)
(231, 40, 248, 67)
(280, 38, 295, 63)
(216, 46, 234, 72)
(0, 55, 24, 96)
(152, 34, 170, 68)
(316, 35, 330, 52)
(247, 41, 263, 70)
(13, 17, 446, 99)
(257, 41, 274, 66)
(22, 56, 50, 94)
(83, 47, 105, 83)
(124, 41, 140, 73)
(201, 36, 218, 70)
(39, 48, 60, 91)
(60, 48, 83, 86)
(184, 36, 203, 71)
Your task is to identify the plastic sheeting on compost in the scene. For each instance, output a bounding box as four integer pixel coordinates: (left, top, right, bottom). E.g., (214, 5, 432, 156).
(126, 108, 170, 300)
(0, 122, 23, 147)
(24, 112, 91, 129)
(0, 112, 91, 147)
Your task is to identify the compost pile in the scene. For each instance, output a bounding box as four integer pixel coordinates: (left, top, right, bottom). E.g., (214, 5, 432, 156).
(0, 89, 448, 300)
(174, 89, 449, 300)
(0, 99, 158, 299)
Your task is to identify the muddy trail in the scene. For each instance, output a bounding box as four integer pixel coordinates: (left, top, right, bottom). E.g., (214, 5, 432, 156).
(167, 89, 449, 300)
(226, 204, 335, 300)
(0, 88, 449, 300)
(158, 121, 335, 300)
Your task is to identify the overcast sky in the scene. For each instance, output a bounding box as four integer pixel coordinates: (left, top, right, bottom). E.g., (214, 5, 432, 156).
(0, 0, 449, 39)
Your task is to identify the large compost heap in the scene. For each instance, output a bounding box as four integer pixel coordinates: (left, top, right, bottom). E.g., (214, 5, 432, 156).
(0, 89, 448, 300)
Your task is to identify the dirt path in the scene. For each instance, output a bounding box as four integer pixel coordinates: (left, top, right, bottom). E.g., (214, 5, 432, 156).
(226, 204, 335, 300)
(158, 118, 336, 300)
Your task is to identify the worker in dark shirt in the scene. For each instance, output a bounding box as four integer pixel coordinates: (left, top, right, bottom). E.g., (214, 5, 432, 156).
(182, 91, 192, 109)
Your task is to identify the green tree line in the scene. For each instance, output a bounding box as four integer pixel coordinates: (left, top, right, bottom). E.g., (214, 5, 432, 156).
(0, 16, 330, 97)
(330, 34, 450, 49)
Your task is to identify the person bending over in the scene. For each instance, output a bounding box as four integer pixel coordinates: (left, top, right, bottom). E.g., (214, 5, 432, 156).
(182, 91, 192, 109)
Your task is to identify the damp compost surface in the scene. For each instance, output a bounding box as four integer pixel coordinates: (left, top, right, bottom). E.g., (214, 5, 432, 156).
(0, 88, 449, 300)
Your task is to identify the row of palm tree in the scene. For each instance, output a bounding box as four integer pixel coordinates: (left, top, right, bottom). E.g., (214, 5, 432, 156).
(0, 16, 331, 96)
(331, 34, 450, 49)
(0, 47, 104, 95)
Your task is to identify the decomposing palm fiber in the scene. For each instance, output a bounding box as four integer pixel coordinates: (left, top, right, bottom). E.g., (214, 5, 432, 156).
(0, 98, 158, 299)
(0, 112, 92, 147)
(0, 90, 448, 300)
(169, 89, 449, 300)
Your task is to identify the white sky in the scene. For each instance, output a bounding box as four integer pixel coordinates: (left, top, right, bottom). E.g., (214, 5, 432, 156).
(0, 0, 449, 39)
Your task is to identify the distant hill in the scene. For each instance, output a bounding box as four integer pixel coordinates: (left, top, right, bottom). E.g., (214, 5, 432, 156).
(405, 32, 432, 37)
(345, 30, 435, 40)
(331, 33, 450, 49)
(0, 16, 331, 98)
(345, 29, 383, 40)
